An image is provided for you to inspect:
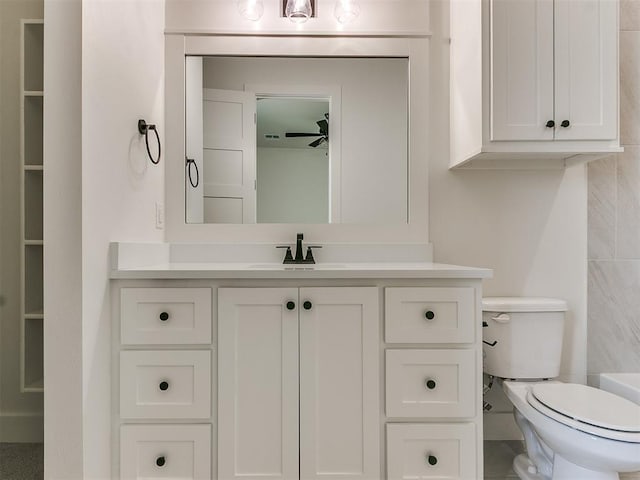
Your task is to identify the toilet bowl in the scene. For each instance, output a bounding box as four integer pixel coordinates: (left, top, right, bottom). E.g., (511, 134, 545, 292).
(482, 297, 640, 480)
(504, 381, 640, 480)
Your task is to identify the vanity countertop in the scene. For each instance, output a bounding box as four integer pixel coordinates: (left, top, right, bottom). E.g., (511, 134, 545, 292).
(110, 261, 492, 280)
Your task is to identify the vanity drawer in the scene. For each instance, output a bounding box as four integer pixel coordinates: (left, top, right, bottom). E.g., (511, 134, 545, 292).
(385, 349, 475, 418)
(385, 287, 475, 344)
(120, 424, 211, 480)
(120, 350, 211, 419)
(120, 287, 212, 345)
(386, 423, 476, 480)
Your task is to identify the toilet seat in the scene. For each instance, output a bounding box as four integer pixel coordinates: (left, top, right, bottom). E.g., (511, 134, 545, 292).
(526, 383, 640, 443)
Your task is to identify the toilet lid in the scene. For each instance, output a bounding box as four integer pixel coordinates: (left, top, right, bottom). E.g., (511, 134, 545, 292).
(531, 383, 640, 433)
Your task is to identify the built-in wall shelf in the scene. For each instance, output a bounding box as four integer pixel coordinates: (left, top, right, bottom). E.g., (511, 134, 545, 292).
(20, 19, 44, 393)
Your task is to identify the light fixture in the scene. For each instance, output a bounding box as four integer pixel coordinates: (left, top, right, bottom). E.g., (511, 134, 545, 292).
(237, 0, 264, 21)
(334, 0, 359, 24)
(284, 0, 314, 23)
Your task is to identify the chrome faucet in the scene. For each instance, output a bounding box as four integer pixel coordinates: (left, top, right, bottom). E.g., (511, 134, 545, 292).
(277, 233, 321, 264)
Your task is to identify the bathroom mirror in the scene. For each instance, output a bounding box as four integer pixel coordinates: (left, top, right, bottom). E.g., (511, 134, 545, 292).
(165, 35, 429, 243)
(184, 55, 409, 225)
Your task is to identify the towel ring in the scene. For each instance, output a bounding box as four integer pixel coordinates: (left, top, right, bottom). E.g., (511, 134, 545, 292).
(138, 119, 161, 165)
(186, 157, 199, 188)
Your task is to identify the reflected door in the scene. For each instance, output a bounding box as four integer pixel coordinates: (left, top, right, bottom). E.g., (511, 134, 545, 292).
(201, 88, 257, 223)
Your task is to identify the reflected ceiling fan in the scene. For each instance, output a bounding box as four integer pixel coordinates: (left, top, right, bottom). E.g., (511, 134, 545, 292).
(285, 113, 329, 148)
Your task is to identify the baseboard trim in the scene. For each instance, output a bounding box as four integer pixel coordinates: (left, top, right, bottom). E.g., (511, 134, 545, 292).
(0, 413, 44, 442)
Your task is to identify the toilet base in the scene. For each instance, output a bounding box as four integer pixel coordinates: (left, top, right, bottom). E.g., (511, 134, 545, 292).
(513, 453, 547, 480)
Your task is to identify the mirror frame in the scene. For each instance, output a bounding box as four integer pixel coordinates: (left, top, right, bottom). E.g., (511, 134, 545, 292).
(165, 34, 429, 244)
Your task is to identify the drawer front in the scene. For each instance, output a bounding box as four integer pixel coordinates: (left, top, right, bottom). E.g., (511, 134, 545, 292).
(386, 423, 476, 480)
(120, 287, 212, 345)
(120, 424, 211, 479)
(385, 287, 475, 344)
(120, 350, 211, 419)
(386, 349, 475, 418)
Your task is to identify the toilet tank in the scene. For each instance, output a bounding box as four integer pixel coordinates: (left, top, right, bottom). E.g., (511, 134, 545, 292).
(482, 297, 567, 379)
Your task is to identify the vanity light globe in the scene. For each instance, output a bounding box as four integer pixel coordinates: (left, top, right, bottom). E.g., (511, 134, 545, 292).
(285, 0, 313, 23)
(237, 0, 264, 21)
(334, 0, 360, 24)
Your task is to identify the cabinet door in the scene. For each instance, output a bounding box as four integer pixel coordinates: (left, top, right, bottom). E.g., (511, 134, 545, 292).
(554, 0, 617, 140)
(491, 0, 555, 141)
(299, 287, 380, 480)
(218, 288, 299, 480)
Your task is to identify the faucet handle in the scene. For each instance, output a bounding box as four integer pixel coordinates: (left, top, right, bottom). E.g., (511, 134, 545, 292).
(276, 245, 294, 263)
(304, 245, 322, 264)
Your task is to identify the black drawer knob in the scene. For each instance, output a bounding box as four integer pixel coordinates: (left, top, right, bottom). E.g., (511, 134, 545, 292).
(427, 455, 438, 466)
(303, 301, 312, 310)
(156, 456, 166, 467)
(425, 379, 437, 390)
(159, 381, 169, 391)
(561, 120, 570, 128)
(159, 311, 169, 321)
(545, 120, 555, 128)
(286, 301, 296, 311)
(424, 310, 435, 320)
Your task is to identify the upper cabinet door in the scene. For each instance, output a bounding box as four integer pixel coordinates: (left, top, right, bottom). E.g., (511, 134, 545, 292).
(299, 287, 380, 480)
(218, 288, 299, 480)
(554, 0, 618, 140)
(490, 0, 555, 141)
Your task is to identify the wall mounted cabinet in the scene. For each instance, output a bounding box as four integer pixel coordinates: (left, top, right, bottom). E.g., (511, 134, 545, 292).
(450, 0, 621, 168)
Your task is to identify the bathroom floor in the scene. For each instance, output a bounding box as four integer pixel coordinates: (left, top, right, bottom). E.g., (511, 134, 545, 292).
(0, 443, 43, 479)
(484, 440, 523, 479)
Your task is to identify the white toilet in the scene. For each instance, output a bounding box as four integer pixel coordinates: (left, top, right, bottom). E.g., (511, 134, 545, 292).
(482, 297, 640, 480)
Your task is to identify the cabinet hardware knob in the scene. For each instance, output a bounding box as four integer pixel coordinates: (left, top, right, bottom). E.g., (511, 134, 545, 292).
(286, 301, 296, 310)
(159, 381, 169, 391)
(545, 120, 555, 128)
(425, 379, 437, 390)
(156, 456, 166, 467)
(561, 120, 570, 128)
(303, 301, 312, 310)
(424, 310, 435, 320)
(159, 311, 169, 321)
(427, 454, 438, 466)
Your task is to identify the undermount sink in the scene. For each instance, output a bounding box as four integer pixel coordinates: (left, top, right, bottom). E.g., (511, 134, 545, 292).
(248, 263, 346, 270)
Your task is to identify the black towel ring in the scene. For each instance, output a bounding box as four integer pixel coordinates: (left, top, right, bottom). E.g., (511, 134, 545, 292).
(186, 157, 199, 188)
(138, 119, 161, 165)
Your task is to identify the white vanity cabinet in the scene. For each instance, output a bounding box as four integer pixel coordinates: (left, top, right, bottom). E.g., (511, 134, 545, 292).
(218, 287, 379, 480)
(450, 0, 620, 168)
(111, 263, 488, 480)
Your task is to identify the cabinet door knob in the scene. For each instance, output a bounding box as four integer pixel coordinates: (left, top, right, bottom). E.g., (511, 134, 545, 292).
(427, 454, 438, 466)
(303, 301, 312, 310)
(425, 379, 437, 390)
(286, 301, 296, 310)
(561, 120, 570, 128)
(159, 311, 169, 321)
(159, 381, 169, 391)
(424, 310, 435, 320)
(156, 456, 166, 467)
(545, 120, 555, 128)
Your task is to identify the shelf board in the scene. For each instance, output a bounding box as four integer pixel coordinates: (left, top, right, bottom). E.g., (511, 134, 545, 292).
(24, 164, 43, 171)
(25, 311, 44, 320)
(24, 239, 43, 246)
(23, 377, 44, 392)
(23, 90, 43, 97)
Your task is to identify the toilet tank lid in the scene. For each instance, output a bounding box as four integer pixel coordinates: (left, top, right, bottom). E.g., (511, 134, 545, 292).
(482, 297, 568, 312)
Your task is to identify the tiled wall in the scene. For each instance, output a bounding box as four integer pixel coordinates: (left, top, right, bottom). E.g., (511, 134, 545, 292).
(587, 0, 640, 382)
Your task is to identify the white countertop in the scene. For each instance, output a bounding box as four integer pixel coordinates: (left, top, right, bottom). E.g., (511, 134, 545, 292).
(110, 261, 492, 280)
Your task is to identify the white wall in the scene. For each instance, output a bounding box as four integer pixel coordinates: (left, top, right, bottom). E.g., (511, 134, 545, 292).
(430, 0, 587, 438)
(45, 0, 165, 477)
(0, 0, 44, 443)
(257, 147, 329, 223)
(203, 56, 408, 224)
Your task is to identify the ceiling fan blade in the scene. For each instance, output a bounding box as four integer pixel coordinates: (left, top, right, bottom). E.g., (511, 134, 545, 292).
(316, 119, 328, 134)
(285, 132, 322, 137)
(308, 137, 325, 148)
